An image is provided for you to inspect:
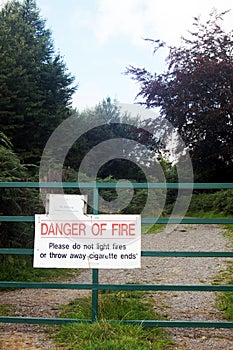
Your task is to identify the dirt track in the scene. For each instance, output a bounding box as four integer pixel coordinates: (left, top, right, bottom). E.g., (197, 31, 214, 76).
(0, 224, 232, 349)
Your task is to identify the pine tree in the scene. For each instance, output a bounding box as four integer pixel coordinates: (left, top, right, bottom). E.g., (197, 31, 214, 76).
(0, 0, 76, 167)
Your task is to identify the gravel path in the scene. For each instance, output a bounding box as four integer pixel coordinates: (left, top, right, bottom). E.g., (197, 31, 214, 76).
(0, 224, 232, 349)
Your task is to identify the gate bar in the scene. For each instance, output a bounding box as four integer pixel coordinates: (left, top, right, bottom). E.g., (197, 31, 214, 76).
(0, 316, 232, 328)
(0, 282, 232, 291)
(1, 216, 233, 224)
(0, 182, 233, 189)
(1, 249, 233, 257)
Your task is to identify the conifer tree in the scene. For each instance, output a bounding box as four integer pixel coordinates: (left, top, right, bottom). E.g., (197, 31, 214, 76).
(0, 0, 76, 166)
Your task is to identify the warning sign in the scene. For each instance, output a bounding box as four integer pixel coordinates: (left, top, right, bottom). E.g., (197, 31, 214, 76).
(33, 214, 141, 269)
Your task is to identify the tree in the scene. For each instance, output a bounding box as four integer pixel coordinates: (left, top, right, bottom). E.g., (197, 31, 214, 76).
(0, 0, 76, 167)
(65, 98, 147, 180)
(126, 10, 233, 181)
(0, 134, 41, 248)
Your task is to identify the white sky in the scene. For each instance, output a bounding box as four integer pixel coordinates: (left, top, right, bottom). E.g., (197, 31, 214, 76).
(1, 0, 232, 111)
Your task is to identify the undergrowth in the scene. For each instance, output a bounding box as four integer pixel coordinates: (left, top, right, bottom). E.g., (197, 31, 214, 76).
(52, 291, 173, 350)
(215, 224, 233, 320)
(0, 255, 80, 282)
(0, 304, 16, 316)
(142, 223, 165, 234)
(188, 189, 233, 217)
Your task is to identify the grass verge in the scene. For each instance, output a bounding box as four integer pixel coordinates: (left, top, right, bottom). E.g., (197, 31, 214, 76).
(52, 291, 173, 350)
(0, 304, 16, 316)
(142, 223, 165, 234)
(187, 210, 233, 320)
(0, 255, 80, 282)
(215, 224, 233, 320)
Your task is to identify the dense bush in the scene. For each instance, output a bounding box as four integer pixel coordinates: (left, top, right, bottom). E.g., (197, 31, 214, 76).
(188, 190, 233, 216)
(0, 145, 44, 248)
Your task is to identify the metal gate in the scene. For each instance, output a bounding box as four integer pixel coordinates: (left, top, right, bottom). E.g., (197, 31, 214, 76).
(0, 182, 233, 328)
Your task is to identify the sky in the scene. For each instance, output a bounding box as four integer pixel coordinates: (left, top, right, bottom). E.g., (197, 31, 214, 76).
(1, 0, 233, 111)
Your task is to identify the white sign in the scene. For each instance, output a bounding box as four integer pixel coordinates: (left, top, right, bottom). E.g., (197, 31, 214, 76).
(33, 214, 141, 269)
(45, 194, 87, 215)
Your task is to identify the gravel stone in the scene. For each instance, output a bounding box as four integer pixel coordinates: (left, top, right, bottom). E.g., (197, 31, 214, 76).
(0, 224, 232, 349)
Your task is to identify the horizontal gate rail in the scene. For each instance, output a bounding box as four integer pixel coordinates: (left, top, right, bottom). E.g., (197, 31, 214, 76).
(0, 182, 232, 328)
(1, 248, 233, 257)
(0, 181, 233, 189)
(0, 281, 233, 291)
(0, 316, 232, 328)
(1, 216, 233, 224)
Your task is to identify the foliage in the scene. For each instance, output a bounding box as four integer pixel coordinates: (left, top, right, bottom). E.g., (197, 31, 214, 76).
(217, 291, 233, 321)
(63, 170, 166, 219)
(62, 98, 177, 220)
(126, 10, 233, 182)
(215, 225, 233, 320)
(0, 0, 76, 249)
(0, 0, 76, 167)
(0, 143, 46, 250)
(0, 144, 27, 182)
(53, 291, 173, 350)
(187, 205, 233, 321)
(188, 189, 233, 216)
(65, 98, 164, 182)
(0, 304, 16, 316)
(0, 144, 39, 248)
(0, 131, 12, 148)
(66, 98, 136, 175)
(143, 223, 165, 234)
(158, 159, 178, 214)
(0, 255, 79, 282)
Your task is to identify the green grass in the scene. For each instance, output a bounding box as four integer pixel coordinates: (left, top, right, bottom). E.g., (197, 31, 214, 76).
(186, 210, 232, 219)
(0, 304, 16, 316)
(223, 224, 233, 248)
(142, 223, 165, 234)
(52, 291, 173, 350)
(0, 255, 80, 282)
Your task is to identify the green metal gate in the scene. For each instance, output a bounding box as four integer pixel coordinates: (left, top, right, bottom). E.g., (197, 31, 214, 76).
(0, 182, 233, 328)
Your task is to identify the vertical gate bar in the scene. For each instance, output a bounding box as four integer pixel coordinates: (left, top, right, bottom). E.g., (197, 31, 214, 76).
(92, 269, 99, 322)
(93, 186, 99, 215)
(92, 186, 99, 322)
